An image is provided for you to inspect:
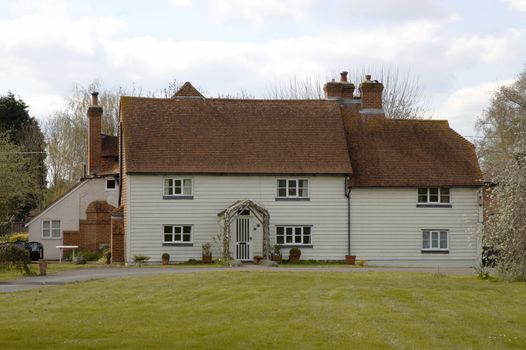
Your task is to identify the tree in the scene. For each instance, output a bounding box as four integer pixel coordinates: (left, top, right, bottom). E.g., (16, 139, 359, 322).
(477, 66, 526, 280)
(0, 92, 46, 219)
(264, 67, 428, 119)
(0, 133, 38, 230)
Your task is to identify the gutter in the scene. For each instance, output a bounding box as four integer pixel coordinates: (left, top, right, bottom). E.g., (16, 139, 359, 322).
(118, 122, 123, 207)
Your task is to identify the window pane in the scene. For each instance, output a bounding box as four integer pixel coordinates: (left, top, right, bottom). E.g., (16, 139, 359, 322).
(294, 227, 302, 243)
(52, 220, 60, 229)
(164, 179, 173, 195)
(276, 227, 284, 244)
(298, 180, 308, 197)
(277, 236, 284, 244)
(43, 229, 50, 238)
(418, 188, 428, 203)
(183, 234, 191, 242)
(432, 231, 439, 247)
(429, 188, 439, 202)
(164, 234, 172, 242)
(277, 188, 287, 197)
(278, 180, 286, 188)
(183, 226, 191, 234)
(440, 232, 448, 249)
(52, 229, 61, 238)
(288, 180, 297, 197)
(43, 221, 50, 230)
(303, 227, 311, 244)
(164, 226, 173, 234)
(183, 179, 192, 195)
(174, 233, 182, 241)
(286, 227, 293, 243)
(174, 180, 182, 195)
(422, 232, 430, 249)
(277, 227, 284, 235)
(174, 226, 182, 234)
(440, 188, 450, 203)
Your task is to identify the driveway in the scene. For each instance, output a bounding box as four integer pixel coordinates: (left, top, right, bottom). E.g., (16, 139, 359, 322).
(0, 265, 473, 293)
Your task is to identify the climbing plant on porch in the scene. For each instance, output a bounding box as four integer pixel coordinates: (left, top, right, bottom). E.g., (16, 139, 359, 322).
(217, 199, 270, 261)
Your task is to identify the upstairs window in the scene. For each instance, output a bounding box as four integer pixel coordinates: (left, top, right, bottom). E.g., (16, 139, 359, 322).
(418, 187, 450, 204)
(277, 179, 309, 198)
(105, 178, 116, 191)
(422, 230, 448, 251)
(42, 220, 61, 239)
(164, 178, 192, 197)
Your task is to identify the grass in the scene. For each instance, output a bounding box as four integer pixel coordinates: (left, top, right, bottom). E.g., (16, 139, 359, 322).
(0, 263, 101, 281)
(1, 272, 525, 349)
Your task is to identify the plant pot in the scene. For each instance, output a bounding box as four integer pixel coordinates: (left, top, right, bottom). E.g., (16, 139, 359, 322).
(345, 255, 356, 265)
(162, 259, 169, 265)
(253, 256, 263, 264)
(38, 260, 47, 276)
(272, 255, 282, 263)
(202, 254, 212, 264)
(289, 255, 300, 264)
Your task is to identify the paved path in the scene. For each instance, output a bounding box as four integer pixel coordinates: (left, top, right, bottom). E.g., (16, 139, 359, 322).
(0, 265, 472, 293)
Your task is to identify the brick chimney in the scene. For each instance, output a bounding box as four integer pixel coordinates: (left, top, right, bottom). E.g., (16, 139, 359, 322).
(359, 74, 384, 112)
(323, 71, 355, 100)
(87, 92, 102, 175)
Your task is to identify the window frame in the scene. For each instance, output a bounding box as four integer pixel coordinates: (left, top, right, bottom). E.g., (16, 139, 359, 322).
(275, 225, 313, 247)
(276, 178, 309, 200)
(417, 187, 451, 206)
(162, 224, 193, 245)
(42, 219, 62, 240)
(163, 177, 193, 199)
(105, 178, 117, 191)
(421, 229, 449, 252)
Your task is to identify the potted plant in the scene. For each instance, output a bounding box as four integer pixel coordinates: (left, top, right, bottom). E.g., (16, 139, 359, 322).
(253, 255, 263, 264)
(345, 255, 356, 265)
(38, 259, 47, 276)
(272, 244, 282, 263)
(133, 255, 150, 267)
(289, 247, 301, 263)
(161, 253, 170, 265)
(202, 243, 212, 263)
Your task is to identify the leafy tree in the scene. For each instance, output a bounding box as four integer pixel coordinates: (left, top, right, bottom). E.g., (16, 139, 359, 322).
(0, 133, 38, 227)
(477, 66, 526, 280)
(0, 93, 46, 220)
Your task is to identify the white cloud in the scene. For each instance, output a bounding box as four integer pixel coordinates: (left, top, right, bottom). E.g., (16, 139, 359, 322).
(335, 0, 456, 21)
(503, 0, 526, 12)
(25, 94, 66, 120)
(435, 80, 513, 136)
(169, 0, 192, 7)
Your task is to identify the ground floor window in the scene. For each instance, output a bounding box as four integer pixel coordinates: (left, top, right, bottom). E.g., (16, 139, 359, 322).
(163, 225, 192, 243)
(276, 226, 311, 245)
(422, 230, 448, 251)
(42, 220, 61, 239)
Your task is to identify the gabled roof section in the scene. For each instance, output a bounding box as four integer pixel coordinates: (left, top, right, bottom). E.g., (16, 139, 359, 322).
(342, 110, 483, 187)
(173, 82, 204, 98)
(120, 97, 353, 175)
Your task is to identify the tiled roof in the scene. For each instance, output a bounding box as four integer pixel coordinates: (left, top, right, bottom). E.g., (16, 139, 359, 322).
(120, 96, 353, 175)
(173, 82, 203, 98)
(342, 110, 483, 187)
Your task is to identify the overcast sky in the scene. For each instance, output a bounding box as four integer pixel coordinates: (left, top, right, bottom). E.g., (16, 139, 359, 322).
(1, 0, 525, 138)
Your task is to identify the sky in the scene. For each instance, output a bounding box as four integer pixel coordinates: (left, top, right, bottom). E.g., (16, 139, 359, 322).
(0, 0, 525, 139)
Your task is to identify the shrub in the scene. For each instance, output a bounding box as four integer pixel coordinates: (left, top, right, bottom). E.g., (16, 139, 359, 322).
(77, 249, 102, 261)
(0, 243, 31, 274)
(73, 255, 87, 264)
(162, 253, 170, 260)
(133, 255, 150, 267)
(8, 232, 29, 242)
(273, 244, 282, 256)
(289, 247, 301, 257)
(98, 248, 111, 264)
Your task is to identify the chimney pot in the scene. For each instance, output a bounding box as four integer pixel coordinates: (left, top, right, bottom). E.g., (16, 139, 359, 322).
(365, 74, 372, 81)
(340, 71, 348, 82)
(91, 91, 99, 106)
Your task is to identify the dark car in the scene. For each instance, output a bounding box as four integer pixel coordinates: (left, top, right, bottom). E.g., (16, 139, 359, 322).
(10, 240, 44, 261)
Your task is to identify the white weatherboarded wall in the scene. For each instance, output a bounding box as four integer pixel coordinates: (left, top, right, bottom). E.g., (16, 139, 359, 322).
(27, 178, 119, 260)
(126, 175, 348, 263)
(350, 187, 481, 267)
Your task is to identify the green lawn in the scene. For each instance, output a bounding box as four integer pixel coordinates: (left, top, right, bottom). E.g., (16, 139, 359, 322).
(1, 272, 525, 349)
(0, 263, 101, 281)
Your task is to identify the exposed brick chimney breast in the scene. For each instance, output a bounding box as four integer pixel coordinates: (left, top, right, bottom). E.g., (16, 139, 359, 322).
(324, 71, 355, 100)
(87, 91, 103, 175)
(359, 74, 384, 114)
